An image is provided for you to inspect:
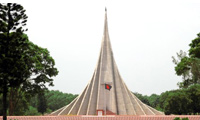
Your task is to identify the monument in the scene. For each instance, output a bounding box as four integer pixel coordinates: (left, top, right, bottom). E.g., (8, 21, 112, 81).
(51, 9, 164, 115)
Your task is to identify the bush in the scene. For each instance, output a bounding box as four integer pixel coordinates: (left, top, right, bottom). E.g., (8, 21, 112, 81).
(174, 117, 189, 120)
(24, 106, 40, 115)
(182, 118, 189, 120)
(174, 117, 181, 120)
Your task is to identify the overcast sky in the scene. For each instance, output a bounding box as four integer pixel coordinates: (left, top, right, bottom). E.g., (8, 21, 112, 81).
(4, 0, 200, 95)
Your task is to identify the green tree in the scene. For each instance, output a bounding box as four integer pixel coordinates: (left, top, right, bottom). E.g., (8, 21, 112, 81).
(7, 36, 59, 115)
(173, 33, 200, 88)
(186, 84, 200, 113)
(189, 33, 200, 58)
(160, 90, 190, 115)
(0, 3, 58, 119)
(148, 94, 160, 109)
(164, 90, 191, 115)
(0, 3, 28, 120)
(24, 106, 40, 116)
(37, 92, 47, 115)
(8, 87, 30, 115)
(159, 85, 200, 115)
(159, 91, 170, 111)
(27, 90, 78, 115)
(0, 35, 58, 116)
(45, 90, 78, 111)
(172, 51, 192, 88)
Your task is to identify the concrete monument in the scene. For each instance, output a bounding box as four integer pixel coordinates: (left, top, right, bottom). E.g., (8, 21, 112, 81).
(51, 9, 164, 115)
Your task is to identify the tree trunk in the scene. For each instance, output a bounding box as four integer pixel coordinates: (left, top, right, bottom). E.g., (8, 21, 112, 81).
(9, 88, 14, 116)
(3, 4, 10, 120)
(8, 87, 20, 116)
(3, 79, 8, 120)
(4, 4, 10, 120)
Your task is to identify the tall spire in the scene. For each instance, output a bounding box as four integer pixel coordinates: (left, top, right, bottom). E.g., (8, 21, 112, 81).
(50, 9, 164, 116)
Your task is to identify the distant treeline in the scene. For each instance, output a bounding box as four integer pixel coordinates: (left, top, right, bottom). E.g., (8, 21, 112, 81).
(0, 90, 78, 115)
(134, 84, 200, 115)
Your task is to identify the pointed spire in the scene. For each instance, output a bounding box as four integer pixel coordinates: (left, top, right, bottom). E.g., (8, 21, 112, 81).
(103, 7, 110, 42)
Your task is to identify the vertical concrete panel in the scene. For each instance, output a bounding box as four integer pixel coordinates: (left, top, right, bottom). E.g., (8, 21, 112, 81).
(136, 98, 155, 115)
(112, 62, 127, 115)
(50, 106, 66, 115)
(128, 91, 146, 115)
(77, 78, 94, 115)
(148, 105, 164, 115)
(59, 97, 78, 115)
(68, 85, 88, 115)
(121, 80, 136, 115)
(96, 38, 106, 111)
(87, 64, 101, 115)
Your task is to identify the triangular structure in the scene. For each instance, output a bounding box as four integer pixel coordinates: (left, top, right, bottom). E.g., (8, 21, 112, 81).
(51, 9, 164, 116)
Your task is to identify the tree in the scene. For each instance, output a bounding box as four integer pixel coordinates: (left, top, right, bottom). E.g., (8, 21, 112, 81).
(0, 94, 2, 115)
(189, 33, 200, 58)
(188, 33, 200, 84)
(172, 50, 192, 88)
(159, 90, 192, 115)
(158, 85, 200, 115)
(37, 92, 47, 115)
(5, 35, 59, 116)
(172, 33, 200, 88)
(45, 90, 78, 111)
(186, 84, 200, 113)
(0, 3, 58, 119)
(27, 90, 78, 115)
(164, 91, 191, 115)
(8, 87, 30, 115)
(0, 3, 28, 120)
(148, 94, 160, 109)
(24, 106, 40, 116)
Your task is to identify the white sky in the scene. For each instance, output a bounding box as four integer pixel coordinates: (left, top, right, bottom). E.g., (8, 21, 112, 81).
(4, 0, 200, 95)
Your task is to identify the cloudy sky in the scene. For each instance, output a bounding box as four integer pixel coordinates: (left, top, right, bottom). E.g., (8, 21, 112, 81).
(4, 0, 200, 95)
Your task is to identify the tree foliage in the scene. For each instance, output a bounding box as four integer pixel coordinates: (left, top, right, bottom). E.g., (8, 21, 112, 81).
(45, 90, 78, 111)
(172, 33, 200, 88)
(33, 90, 78, 115)
(24, 106, 40, 116)
(174, 117, 189, 120)
(0, 3, 58, 119)
(0, 3, 29, 120)
(186, 84, 200, 113)
(148, 94, 160, 109)
(8, 87, 30, 115)
(1, 34, 59, 116)
(133, 85, 200, 115)
(158, 84, 200, 115)
(0, 90, 78, 115)
(160, 90, 192, 115)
